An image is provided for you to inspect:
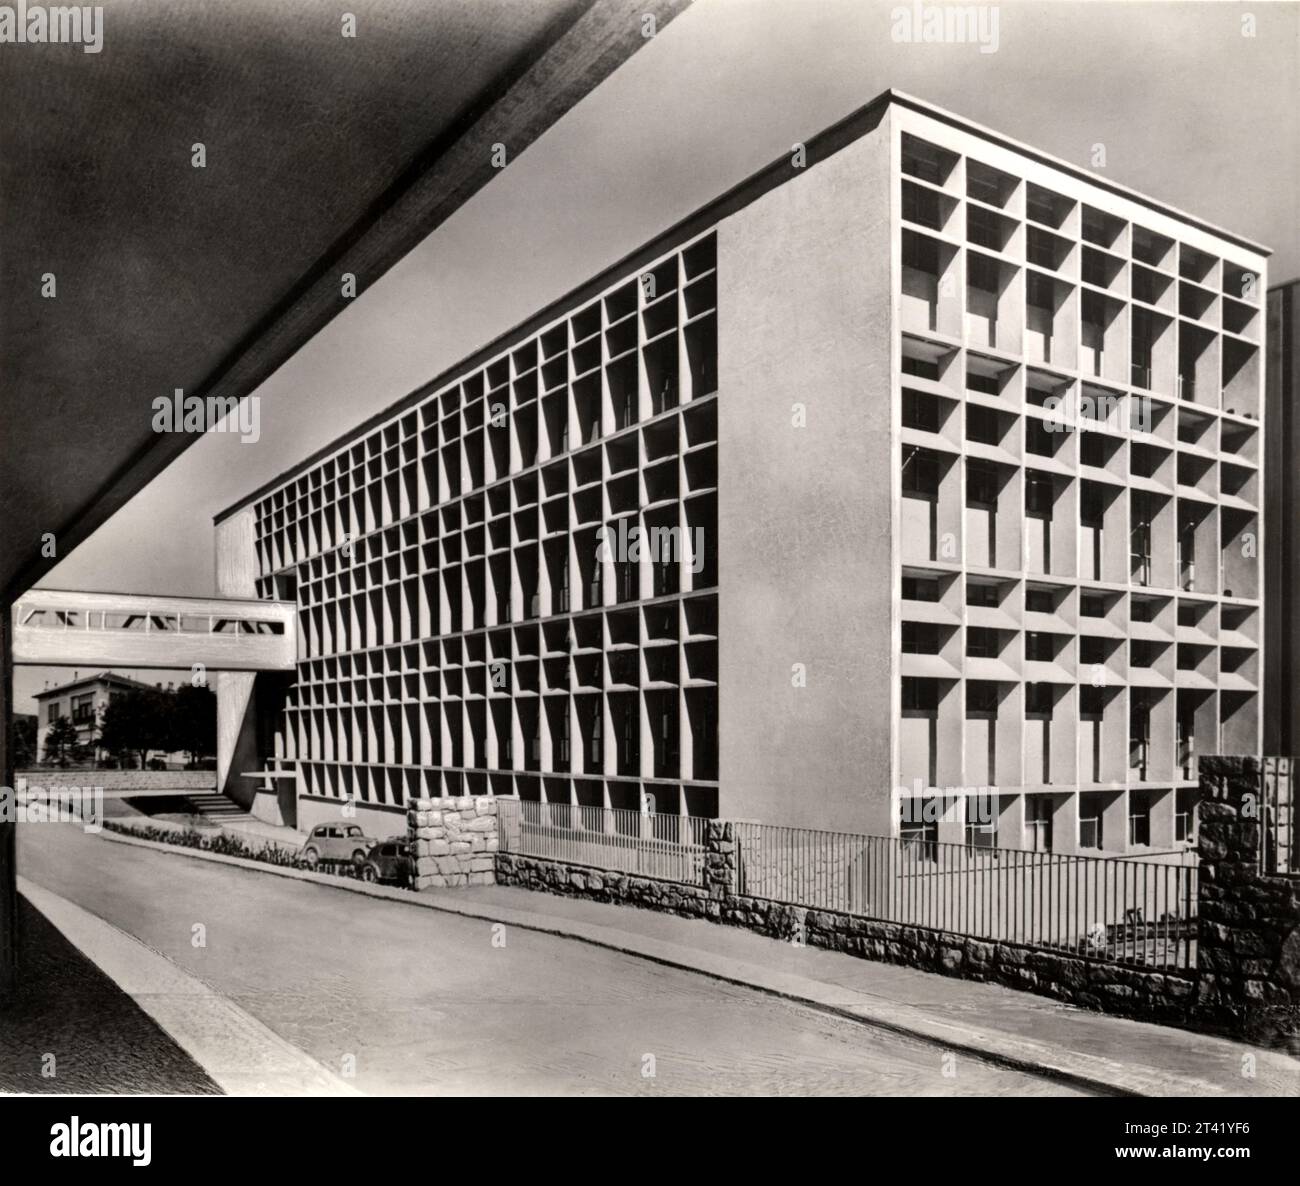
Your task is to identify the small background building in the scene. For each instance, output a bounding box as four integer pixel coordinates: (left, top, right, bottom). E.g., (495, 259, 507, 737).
(33, 671, 189, 768)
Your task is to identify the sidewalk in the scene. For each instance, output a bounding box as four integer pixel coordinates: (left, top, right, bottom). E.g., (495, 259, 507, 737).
(434, 883, 1300, 1097)
(0, 893, 219, 1094)
(90, 827, 1300, 1096)
(17, 876, 359, 1096)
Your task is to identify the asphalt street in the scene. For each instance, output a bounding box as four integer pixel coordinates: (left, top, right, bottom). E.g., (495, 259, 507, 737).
(15, 823, 1085, 1095)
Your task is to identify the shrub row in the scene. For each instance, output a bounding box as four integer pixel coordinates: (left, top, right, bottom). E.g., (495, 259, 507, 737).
(100, 820, 412, 891)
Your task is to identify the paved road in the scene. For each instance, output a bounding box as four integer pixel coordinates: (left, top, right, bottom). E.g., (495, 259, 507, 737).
(17, 823, 1086, 1095)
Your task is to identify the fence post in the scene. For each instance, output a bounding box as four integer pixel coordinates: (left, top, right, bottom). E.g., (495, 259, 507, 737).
(704, 820, 736, 901)
(1197, 754, 1300, 1048)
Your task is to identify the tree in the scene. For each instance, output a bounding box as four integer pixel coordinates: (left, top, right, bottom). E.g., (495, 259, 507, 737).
(96, 685, 215, 769)
(13, 716, 37, 769)
(43, 715, 80, 767)
(172, 685, 217, 766)
(99, 689, 172, 770)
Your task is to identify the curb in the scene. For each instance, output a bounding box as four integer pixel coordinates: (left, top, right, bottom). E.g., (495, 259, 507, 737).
(93, 827, 1292, 1098)
(17, 875, 361, 1097)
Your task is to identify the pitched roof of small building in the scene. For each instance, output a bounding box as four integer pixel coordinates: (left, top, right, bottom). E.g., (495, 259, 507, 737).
(32, 671, 161, 701)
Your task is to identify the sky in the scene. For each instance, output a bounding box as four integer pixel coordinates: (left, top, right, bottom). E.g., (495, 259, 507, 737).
(19, 0, 1299, 712)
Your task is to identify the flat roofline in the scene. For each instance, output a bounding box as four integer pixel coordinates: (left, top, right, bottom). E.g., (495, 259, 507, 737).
(216, 87, 1271, 524)
(888, 90, 1271, 258)
(22, 586, 294, 608)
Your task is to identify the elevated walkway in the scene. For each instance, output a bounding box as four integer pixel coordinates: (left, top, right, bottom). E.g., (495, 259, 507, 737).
(12, 588, 296, 672)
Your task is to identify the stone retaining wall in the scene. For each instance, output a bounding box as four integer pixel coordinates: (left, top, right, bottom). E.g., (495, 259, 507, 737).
(406, 796, 498, 889)
(796, 906, 1191, 1024)
(16, 769, 216, 791)
(497, 852, 716, 916)
(494, 850, 1192, 1027)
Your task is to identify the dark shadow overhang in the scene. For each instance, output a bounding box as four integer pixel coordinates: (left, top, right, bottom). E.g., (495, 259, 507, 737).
(0, 0, 689, 604)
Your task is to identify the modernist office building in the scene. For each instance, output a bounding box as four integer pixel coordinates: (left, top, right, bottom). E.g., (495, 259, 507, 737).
(215, 90, 1268, 856)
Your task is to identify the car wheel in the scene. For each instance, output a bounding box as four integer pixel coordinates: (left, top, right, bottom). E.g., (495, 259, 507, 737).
(361, 864, 378, 882)
(352, 849, 367, 866)
(303, 847, 320, 867)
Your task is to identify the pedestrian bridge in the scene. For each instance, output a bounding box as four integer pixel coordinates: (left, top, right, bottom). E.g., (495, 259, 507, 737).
(11, 588, 297, 672)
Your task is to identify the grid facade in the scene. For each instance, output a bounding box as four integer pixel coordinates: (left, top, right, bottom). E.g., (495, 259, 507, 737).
(893, 118, 1266, 855)
(218, 92, 1270, 854)
(242, 233, 720, 823)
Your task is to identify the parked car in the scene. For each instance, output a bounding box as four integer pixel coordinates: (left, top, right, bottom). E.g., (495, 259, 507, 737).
(300, 823, 374, 868)
(359, 838, 414, 886)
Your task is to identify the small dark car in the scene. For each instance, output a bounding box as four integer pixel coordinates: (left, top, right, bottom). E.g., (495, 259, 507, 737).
(359, 838, 414, 886)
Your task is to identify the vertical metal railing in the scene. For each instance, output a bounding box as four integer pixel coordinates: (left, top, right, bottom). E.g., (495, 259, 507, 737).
(1261, 757, 1295, 875)
(497, 805, 1199, 970)
(497, 798, 708, 886)
(731, 821, 1196, 970)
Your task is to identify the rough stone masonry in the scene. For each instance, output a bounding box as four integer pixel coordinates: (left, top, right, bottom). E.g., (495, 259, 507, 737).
(406, 796, 498, 888)
(1195, 756, 1300, 1048)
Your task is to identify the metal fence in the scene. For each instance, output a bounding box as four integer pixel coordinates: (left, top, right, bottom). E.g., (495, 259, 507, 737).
(497, 800, 709, 886)
(733, 822, 1197, 970)
(1261, 756, 1296, 875)
(493, 802, 1197, 970)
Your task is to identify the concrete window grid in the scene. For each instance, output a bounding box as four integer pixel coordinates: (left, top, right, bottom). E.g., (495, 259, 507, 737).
(894, 128, 1264, 856)
(246, 233, 720, 819)
(219, 99, 1270, 852)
